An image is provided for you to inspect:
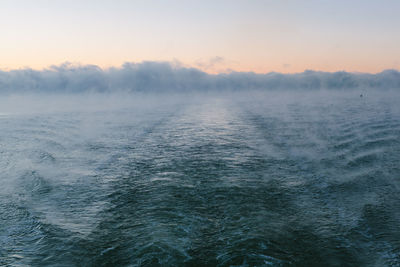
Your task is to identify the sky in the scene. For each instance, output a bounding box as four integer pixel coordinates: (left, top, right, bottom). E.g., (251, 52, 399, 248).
(0, 0, 399, 73)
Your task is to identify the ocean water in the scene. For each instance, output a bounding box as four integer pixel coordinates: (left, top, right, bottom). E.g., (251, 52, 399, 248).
(0, 91, 399, 266)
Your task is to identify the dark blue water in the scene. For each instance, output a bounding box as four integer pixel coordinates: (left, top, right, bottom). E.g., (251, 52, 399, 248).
(1, 91, 400, 266)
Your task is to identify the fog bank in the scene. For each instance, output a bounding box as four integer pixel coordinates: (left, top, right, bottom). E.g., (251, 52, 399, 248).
(1, 62, 400, 94)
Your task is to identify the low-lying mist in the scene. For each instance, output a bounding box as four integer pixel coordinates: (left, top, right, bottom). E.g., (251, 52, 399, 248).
(1, 68, 400, 265)
(1, 61, 400, 94)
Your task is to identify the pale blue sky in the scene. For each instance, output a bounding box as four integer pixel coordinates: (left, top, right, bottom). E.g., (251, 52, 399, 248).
(1, 0, 399, 73)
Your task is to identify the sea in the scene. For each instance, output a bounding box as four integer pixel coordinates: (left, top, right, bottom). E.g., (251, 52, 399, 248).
(1, 90, 399, 266)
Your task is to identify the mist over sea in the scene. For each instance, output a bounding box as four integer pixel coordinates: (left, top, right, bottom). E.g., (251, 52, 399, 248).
(1, 89, 400, 266)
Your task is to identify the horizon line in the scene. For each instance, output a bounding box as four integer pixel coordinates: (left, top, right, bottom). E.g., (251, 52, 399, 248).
(0, 61, 399, 76)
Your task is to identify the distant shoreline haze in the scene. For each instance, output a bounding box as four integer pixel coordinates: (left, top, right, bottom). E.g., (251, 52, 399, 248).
(1, 62, 399, 93)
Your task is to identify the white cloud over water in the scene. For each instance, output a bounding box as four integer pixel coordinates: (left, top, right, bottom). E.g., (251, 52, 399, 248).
(0, 62, 399, 94)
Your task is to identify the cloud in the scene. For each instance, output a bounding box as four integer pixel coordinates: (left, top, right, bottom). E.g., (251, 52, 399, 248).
(194, 56, 237, 73)
(0, 62, 399, 94)
(195, 56, 224, 70)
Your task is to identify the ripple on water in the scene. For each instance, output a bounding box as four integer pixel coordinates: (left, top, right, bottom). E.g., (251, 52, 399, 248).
(0, 93, 399, 266)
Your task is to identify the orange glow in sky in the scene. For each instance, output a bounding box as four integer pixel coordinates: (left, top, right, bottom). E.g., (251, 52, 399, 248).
(1, 0, 399, 74)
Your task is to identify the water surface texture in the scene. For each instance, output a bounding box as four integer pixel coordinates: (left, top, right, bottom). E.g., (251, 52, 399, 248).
(1, 92, 400, 266)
